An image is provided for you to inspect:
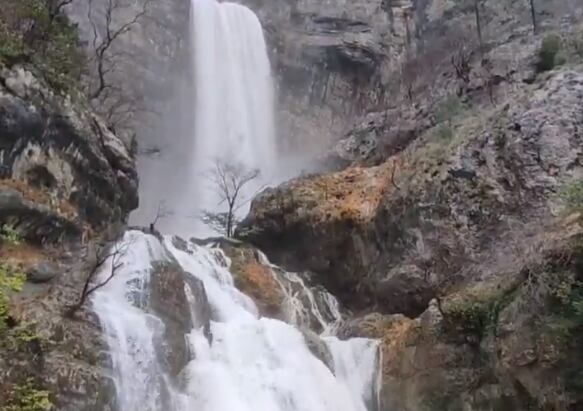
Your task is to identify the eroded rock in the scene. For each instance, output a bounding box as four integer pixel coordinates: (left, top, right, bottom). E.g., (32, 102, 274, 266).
(0, 64, 138, 242)
(149, 261, 212, 376)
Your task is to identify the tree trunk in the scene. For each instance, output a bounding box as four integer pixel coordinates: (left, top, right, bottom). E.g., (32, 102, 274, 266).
(529, 0, 538, 34)
(227, 207, 233, 237)
(474, 0, 484, 55)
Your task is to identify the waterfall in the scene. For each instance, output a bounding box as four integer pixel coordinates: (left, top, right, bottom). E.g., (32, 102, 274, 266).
(190, 0, 276, 234)
(95, 2, 382, 410)
(92, 231, 381, 411)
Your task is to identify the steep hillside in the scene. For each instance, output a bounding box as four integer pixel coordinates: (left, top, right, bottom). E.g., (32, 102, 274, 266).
(0, 2, 138, 409)
(238, 1, 583, 409)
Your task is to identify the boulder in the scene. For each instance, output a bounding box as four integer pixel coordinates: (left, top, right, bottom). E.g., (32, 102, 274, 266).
(222, 243, 285, 320)
(301, 328, 335, 374)
(149, 261, 212, 376)
(27, 261, 61, 283)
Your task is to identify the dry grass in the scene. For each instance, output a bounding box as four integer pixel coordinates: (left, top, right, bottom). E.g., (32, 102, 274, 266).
(279, 159, 404, 224)
(0, 178, 77, 220)
(0, 242, 54, 272)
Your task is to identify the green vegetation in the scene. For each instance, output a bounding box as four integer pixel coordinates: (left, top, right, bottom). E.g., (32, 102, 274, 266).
(443, 297, 504, 340)
(537, 34, 562, 72)
(435, 93, 466, 126)
(0, 263, 26, 332)
(557, 180, 583, 212)
(548, 281, 583, 393)
(1, 225, 22, 246)
(1, 379, 52, 411)
(0, 0, 85, 93)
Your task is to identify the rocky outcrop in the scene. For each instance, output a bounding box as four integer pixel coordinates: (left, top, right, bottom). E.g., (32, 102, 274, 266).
(222, 242, 286, 320)
(0, 64, 138, 242)
(239, 66, 583, 318)
(0, 243, 116, 411)
(301, 328, 335, 373)
(340, 214, 583, 410)
(149, 261, 211, 376)
(241, 0, 582, 161)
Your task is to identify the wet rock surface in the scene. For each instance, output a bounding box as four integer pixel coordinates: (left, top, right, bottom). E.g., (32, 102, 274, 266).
(149, 261, 212, 376)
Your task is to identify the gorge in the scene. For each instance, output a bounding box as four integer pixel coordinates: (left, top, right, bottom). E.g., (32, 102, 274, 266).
(1, 0, 583, 410)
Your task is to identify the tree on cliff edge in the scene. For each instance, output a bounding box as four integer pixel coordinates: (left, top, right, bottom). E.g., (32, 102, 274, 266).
(200, 160, 260, 238)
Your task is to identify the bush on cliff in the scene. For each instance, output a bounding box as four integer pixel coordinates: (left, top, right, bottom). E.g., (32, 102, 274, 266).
(0, 0, 85, 92)
(537, 34, 562, 72)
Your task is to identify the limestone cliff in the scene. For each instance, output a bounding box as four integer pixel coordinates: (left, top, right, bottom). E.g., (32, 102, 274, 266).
(0, 11, 140, 406)
(238, 1, 583, 409)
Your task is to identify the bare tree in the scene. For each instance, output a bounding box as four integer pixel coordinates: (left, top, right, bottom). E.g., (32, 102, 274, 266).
(150, 200, 173, 232)
(47, 0, 76, 21)
(200, 160, 261, 237)
(473, 0, 484, 54)
(451, 43, 473, 83)
(66, 239, 132, 316)
(85, 0, 152, 136)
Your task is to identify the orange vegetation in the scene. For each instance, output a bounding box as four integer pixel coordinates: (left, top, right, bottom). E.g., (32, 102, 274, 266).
(285, 157, 406, 223)
(0, 242, 53, 272)
(234, 261, 284, 318)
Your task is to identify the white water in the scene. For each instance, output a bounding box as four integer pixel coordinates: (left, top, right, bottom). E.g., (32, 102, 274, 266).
(94, 2, 381, 409)
(92, 231, 381, 411)
(191, 0, 276, 233)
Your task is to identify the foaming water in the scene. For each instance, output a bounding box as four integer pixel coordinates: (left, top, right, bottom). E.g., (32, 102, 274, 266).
(92, 231, 381, 411)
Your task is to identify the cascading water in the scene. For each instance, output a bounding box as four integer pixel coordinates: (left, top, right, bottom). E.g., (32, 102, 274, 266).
(94, 1, 381, 410)
(93, 231, 381, 411)
(191, 0, 276, 233)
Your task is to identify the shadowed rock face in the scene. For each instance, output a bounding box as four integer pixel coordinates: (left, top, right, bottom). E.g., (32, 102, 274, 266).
(0, 65, 138, 241)
(150, 261, 212, 377)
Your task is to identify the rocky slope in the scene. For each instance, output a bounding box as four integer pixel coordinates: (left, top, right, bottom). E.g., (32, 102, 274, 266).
(238, 1, 583, 408)
(241, 0, 582, 161)
(0, 58, 140, 409)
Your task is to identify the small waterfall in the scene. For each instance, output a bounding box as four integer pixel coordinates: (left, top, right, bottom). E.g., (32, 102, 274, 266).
(92, 231, 381, 411)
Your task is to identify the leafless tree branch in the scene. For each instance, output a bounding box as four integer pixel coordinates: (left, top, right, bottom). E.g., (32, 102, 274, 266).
(66, 238, 133, 316)
(200, 160, 261, 237)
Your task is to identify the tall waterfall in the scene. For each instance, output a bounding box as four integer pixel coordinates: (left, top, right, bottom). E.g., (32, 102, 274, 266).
(191, 0, 276, 233)
(95, 2, 382, 410)
(92, 231, 382, 411)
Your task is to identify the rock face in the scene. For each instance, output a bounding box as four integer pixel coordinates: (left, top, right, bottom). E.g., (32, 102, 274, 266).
(0, 64, 138, 241)
(240, 0, 583, 161)
(0, 244, 116, 411)
(239, 66, 583, 317)
(239, 25, 583, 408)
(149, 261, 212, 376)
(222, 242, 286, 320)
(340, 215, 583, 410)
(241, 0, 399, 154)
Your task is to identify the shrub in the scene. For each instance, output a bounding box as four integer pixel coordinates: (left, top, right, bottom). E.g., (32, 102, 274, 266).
(437, 124, 454, 141)
(537, 34, 562, 72)
(0, 225, 22, 246)
(435, 94, 465, 125)
(0, 263, 25, 332)
(1, 379, 52, 411)
(558, 180, 583, 212)
(0, 0, 86, 93)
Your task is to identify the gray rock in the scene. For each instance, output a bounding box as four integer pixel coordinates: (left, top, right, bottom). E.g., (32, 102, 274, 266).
(149, 260, 212, 377)
(0, 64, 138, 241)
(27, 261, 61, 283)
(300, 328, 335, 374)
